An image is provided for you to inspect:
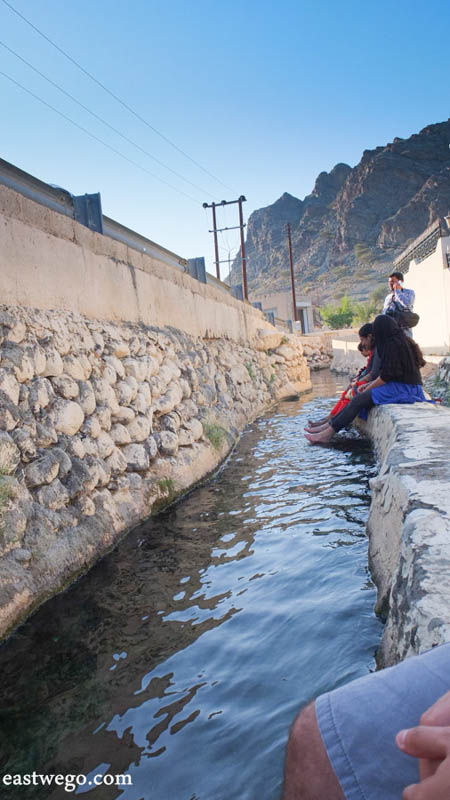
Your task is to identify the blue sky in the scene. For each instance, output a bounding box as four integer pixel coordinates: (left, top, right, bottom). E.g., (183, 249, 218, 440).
(1, 0, 449, 276)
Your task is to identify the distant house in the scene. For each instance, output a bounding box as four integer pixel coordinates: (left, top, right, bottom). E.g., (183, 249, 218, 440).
(248, 287, 314, 333)
(394, 217, 450, 354)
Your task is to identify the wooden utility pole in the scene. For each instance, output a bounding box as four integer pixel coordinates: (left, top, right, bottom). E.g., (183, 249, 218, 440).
(203, 196, 248, 297)
(286, 223, 298, 323)
(238, 196, 248, 300)
(211, 203, 220, 280)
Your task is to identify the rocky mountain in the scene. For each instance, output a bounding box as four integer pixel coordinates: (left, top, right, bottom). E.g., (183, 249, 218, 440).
(231, 119, 450, 305)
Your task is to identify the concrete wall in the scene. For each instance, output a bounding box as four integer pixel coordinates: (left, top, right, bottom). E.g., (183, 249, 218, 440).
(0, 184, 272, 345)
(330, 335, 364, 374)
(407, 235, 450, 354)
(357, 402, 450, 666)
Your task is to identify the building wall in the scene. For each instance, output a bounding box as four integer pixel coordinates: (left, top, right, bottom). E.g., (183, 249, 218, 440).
(249, 289, 314, 333)
(406, 236, 450, 353)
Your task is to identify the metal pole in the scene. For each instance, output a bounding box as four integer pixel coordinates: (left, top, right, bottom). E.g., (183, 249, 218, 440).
(211, 203, 220, 280)
(238, 196, 248, 300)
(287, 223, 298, 323)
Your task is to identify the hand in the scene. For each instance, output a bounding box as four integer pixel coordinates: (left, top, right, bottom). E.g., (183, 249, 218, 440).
(421, 691, 450, 727)
(417, 692, 450, 782)
(357, 383, 370, 393)
(396, 725, 450, 797)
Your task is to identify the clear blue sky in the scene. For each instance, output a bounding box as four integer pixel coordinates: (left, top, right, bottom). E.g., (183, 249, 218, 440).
(1, 0, 449, 276)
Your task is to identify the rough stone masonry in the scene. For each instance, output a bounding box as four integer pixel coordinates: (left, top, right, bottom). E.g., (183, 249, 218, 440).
(0, 305, 311, 640)
(359, 399, 450, 666)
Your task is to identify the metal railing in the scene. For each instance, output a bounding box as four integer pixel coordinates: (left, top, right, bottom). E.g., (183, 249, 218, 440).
(0, 157, 260, 304)
(0, 157, 187, 273)
(394, 219, 448, 273)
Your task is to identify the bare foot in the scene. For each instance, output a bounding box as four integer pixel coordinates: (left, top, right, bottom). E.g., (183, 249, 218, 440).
(304, 422, 331, 433)
(304, 424, 334, 444)
(307, 417, 329, 427)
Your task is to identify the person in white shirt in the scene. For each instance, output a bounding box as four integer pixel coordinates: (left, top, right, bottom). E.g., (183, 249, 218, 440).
(382, 271, 416, 336)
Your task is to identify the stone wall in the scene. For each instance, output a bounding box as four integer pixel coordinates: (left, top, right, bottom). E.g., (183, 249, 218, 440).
(428, 356, 450, 405)
(298, 332, 333, 370)
(358, 402, 450, 666)
(0, 306, 311, 640)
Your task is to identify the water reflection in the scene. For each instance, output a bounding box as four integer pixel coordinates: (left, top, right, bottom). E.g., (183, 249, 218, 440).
(0, 372, 383, 800)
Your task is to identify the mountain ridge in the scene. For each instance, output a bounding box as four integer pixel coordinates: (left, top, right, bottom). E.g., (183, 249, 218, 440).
(231, 119, 450, 305)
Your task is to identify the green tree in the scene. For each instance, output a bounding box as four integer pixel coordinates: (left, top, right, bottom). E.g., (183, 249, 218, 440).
(320, 295, 355, 329)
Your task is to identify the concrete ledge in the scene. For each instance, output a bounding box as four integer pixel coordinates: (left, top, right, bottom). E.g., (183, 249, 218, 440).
(331, 336, 363, 374)
(358, 403, 450, 665)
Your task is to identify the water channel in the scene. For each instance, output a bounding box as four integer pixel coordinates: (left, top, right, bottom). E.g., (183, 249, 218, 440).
(0, 370, 384, 800)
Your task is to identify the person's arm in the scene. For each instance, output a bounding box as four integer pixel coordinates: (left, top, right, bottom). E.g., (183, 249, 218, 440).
(393, 288, 415, 310)
(382, 292, 393, 313)
(357, 376, 385, 393)
(366, 348, 381, 382)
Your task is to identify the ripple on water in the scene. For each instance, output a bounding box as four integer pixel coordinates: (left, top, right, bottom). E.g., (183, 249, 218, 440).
(0, 375, 383, 800)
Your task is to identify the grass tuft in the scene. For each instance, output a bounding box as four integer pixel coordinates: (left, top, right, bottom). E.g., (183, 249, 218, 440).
(203, 421, 228, 451)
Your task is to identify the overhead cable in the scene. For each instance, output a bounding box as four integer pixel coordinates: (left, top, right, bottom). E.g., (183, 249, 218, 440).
(0, 69, 200, 204)
(0, 39, 216, 200)
(1, 0, 236, 193)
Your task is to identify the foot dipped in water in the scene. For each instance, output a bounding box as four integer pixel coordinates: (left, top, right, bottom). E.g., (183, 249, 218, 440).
(307, 417, 330, 428)
(304, 424, 334, 444)
(304, 421, 331, 433)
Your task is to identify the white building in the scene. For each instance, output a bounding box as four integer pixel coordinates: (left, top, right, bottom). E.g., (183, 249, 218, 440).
(394, 217, 450, 354)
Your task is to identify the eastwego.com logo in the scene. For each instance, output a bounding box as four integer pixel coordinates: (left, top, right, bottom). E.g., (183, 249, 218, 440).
(2, 772, 133, 793)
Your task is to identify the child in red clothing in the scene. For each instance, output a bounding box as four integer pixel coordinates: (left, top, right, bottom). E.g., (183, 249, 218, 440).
(307, 342, 373, 428)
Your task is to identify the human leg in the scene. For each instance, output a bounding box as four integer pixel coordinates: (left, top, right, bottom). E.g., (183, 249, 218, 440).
(330, 389, 374, 432)
(281, 701, 345, 800)
(312, 644, 450, 800)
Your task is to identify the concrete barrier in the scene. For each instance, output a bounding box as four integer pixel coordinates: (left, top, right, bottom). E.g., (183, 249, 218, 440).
(0, 184, 272, 345)
(358, 403, 450, 666)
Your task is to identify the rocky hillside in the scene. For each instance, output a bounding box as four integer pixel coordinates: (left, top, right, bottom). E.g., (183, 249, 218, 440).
(231, 119, 450, 304)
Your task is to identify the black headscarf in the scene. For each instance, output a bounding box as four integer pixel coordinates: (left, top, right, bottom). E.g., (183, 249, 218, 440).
(373, 315, 423, 383)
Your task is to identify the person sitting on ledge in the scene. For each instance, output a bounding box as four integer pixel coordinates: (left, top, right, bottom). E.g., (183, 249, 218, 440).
(304, 314, 427, 444)
(281, 641, 450, 800)
(307, 323, 380, 429)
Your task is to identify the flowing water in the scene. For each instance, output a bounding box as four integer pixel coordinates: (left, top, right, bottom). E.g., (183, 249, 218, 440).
(0, 371, 383, 800)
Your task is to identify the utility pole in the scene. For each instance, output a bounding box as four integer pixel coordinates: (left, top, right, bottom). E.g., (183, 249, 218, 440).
(203, 196, 248, 298)
(238, 196, 248, 301)
(202, 202, 221, 279)
(286, 223, 298, 324)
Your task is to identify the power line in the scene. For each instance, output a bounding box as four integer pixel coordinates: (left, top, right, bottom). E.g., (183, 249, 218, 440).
(0, 39, 217, 200)
(241, 226, 411, 252)
(1, 0, 236, 194)
(0, 68, 200, 204)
